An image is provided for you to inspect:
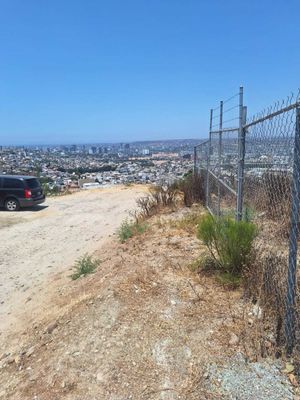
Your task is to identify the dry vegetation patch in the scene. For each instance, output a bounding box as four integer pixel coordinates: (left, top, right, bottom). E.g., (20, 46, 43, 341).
(0, 207, 294, 399)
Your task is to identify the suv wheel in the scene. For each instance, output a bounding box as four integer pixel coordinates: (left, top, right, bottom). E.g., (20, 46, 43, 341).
(5, 198, 20, 212)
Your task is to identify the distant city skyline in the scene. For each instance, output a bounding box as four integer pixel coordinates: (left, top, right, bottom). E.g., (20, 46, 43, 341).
(1, 137, 202, 148)
(0, 0, 299, 145)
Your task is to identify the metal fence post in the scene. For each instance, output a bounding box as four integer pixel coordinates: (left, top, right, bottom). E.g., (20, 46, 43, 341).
(285, 105, 300, 356)
(194, 146, 197, 174)
(236, 86, 245, 221)
(206, 109, 213, 208)
(217, 101, 223, 216)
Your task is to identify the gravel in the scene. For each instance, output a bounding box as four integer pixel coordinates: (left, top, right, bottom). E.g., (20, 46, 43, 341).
(206, 353, 293, 400)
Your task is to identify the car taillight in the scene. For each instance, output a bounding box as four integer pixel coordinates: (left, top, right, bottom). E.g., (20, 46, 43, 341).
(24, 189, 32, 198)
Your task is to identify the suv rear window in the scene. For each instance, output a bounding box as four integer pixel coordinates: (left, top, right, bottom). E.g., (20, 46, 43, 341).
(25, 178, 40, 189)
(3, 178, 24, 189)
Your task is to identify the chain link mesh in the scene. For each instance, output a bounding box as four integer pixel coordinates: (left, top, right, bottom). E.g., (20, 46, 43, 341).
(194, 90, 300, 356)
(243, 95, 299, 356)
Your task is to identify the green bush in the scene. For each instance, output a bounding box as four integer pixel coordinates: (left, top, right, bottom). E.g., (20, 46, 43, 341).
(197, 213, 257, 276)
(118, 220, 133, 242)
(117, 219, 148, 243)
(71, 254, 101, 280)
(135, 222, 148, 234)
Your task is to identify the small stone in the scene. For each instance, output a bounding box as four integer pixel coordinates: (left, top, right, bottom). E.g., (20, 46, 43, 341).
(289, 373, 298, 386)
(46, 322, 58, 334)
(252, 304, 262, 319)
(96, 371, 105, 382)
(229, 333, 239, 346)
(6, 356, 14, 365)
(14, 355, 22, 365)
(0, 352, 10, 361)
(26, 346, 35, 357)
(265, 340, 273, 349)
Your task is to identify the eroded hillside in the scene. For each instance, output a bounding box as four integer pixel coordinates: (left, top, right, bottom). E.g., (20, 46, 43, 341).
(0, 206, 294, 400)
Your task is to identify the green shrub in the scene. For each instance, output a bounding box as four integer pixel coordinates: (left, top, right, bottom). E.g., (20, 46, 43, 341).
(243, 205, 255, 223)
(118, 220, 134, 242)
(117, 219, 148, 243)
(197, 213, 257, 276)
(135, 222, 148, 234)
(71, 254, 100, 280)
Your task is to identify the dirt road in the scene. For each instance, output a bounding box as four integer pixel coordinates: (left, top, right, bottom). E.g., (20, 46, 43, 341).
(0, 186, 145, 347)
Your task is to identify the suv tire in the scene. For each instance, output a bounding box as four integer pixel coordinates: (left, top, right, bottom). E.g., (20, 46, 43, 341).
(5, 198, 20, 211)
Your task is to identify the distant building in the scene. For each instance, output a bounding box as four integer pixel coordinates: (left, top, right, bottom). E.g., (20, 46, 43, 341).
(124, 143, 130, 154)
(88, 147, 97, 154)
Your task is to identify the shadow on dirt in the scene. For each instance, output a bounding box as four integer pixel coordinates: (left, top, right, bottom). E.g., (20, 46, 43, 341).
(0, 205, 49, 213)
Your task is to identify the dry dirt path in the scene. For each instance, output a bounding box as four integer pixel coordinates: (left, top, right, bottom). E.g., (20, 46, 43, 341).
(0, 185, 146, 349)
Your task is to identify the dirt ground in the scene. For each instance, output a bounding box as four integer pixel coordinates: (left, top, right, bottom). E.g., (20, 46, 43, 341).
(0, 201, 295, 399)
(0, 185, 146, 350)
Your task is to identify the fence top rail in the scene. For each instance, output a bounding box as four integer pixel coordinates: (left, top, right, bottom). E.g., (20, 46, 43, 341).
(194, 139, 210, 148)
(244, 101, 300, 130)
(210, 127, 239, 135)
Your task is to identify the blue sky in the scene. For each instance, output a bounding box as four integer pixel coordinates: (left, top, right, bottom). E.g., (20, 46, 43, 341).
(0, 0, 299, 145)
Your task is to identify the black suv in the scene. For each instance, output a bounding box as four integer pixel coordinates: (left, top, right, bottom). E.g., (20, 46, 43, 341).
(0, 175, 45, 211)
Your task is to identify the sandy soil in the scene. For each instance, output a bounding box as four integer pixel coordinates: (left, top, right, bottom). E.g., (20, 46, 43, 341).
(0, 208, 295, 399)
(0, 185, 146, 349)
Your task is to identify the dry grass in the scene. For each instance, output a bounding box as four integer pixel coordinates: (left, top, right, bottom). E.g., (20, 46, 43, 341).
(0, 207, 248, 400)
(168, 209, 205, 234)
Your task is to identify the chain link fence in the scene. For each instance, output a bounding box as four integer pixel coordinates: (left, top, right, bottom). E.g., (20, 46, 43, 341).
(194, 88, 300, 356)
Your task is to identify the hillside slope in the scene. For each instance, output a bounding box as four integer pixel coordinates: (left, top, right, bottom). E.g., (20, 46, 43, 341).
(0, 207, 294, 399)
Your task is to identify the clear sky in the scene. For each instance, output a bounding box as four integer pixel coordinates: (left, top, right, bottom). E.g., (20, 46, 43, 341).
(0, 0, 299, 145)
